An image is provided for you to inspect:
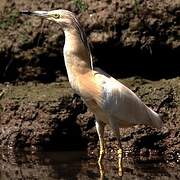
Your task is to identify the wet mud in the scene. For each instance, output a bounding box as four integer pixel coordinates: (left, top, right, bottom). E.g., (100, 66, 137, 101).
(0, 77, 179, 164)
(0, 0, 179, 175)
(0, 149, 179, 179)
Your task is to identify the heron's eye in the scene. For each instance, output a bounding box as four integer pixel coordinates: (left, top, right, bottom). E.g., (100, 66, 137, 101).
(53, 14, 61, 19)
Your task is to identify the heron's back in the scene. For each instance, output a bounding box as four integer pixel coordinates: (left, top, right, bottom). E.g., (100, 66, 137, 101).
(93, 68, 162, 128)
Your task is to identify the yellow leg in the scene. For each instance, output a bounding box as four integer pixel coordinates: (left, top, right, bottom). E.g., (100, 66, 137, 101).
(110, 124, 123, 177)
(98, 143, 105, 179)
(118, 148, 123, 177)
(95, 120, 105, 179)
(98, 143, 105, 165)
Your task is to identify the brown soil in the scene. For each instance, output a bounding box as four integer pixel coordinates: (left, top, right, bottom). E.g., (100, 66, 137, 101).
(0, 77, 179, 164)
(0, 0, 179, 164)
(0, 0, 179, 81)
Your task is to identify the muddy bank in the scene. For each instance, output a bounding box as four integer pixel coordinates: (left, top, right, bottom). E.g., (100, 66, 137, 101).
(0, 77, 179, 163)
(0, 82, 89, 150)
(1, 150, 179, 179)
(0, 0, 179, 165)
(0, 0, 179, 82)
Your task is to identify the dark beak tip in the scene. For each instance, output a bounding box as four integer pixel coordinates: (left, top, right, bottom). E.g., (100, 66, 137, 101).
(20, 10, 32, 15)
(20, 10, 48, 17)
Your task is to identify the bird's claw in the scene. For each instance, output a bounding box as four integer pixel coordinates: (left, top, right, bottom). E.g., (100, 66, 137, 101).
(118, 148, 123, 176)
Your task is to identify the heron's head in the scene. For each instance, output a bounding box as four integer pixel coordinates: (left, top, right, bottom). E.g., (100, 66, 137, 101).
(21, 9, 77, 29)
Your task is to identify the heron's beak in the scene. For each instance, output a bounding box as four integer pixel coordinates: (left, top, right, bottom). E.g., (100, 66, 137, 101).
(20, 10, 49, 18)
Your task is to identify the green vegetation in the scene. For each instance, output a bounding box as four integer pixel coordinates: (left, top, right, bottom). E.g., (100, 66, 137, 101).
(19, 33, 30, 45)
(72, 0, 87, 12)
(134, 0, 140, 14)
(0, 90, 4, 112)
(0, 11, 20, 29)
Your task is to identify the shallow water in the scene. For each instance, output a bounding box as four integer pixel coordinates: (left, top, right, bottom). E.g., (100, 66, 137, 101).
(0, 150, 179, 180)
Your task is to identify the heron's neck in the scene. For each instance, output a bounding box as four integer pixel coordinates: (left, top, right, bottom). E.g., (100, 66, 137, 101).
(63, 29, 92, 74)
(62, 28, 93, 91)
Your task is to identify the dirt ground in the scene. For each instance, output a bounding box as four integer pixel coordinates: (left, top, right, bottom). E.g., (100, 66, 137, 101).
(0, 77, 179, 164)
(0, 0, 179, 81)
(0, 0, 179, 164)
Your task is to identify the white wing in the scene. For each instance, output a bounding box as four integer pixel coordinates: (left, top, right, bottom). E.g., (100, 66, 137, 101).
(93, 68, 162, 128)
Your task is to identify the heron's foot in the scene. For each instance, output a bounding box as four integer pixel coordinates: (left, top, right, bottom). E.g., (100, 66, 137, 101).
(98, 149, 105, 179)
(98, 149, 105, 165)
(98, 160, 105, 180)
(118, 148, 123, 177)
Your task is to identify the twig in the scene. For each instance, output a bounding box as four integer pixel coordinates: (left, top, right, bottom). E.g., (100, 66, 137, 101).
(0, 90, 5, 99)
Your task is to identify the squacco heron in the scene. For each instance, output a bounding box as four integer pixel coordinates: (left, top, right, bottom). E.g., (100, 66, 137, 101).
(21, 9, 162, 176)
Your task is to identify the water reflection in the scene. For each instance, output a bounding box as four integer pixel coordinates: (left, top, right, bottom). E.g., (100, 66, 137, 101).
(0, 149, 179, 180)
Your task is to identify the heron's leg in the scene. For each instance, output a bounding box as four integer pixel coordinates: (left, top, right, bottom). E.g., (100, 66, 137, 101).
(110, 125, 123, 176)
(117, 142, 123, 177)
(95, 120, 105, 165)
(95, 120, 105, 179)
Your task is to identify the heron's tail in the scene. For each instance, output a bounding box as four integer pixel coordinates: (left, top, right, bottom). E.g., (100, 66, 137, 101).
(146, 107, 163, 128)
